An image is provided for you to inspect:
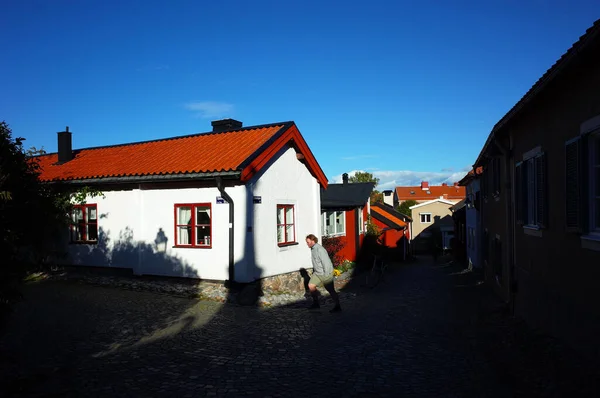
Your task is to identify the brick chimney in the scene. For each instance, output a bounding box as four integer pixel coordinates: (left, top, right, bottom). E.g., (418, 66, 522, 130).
(211, 118, 243, 132)
(421, 181, 429, 190)
(442, 182, 448, 186)
(342, 173, 349, 184)
(453, 182, 459, 188)
(57, 126, 73, 163)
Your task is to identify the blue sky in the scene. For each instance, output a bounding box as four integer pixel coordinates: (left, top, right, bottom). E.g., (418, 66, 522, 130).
(1, 1, 598, 189)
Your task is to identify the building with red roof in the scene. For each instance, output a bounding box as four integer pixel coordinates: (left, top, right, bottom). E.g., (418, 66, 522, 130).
(36, 119, 328, 284)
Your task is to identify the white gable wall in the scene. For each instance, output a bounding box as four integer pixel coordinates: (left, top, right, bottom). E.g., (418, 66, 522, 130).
(243, 146, 320, 282)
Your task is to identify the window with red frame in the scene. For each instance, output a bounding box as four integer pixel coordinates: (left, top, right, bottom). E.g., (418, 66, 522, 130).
(71, 204, 98, 243)
(175, 203, 212, 247)
(276, 204, 295, 245)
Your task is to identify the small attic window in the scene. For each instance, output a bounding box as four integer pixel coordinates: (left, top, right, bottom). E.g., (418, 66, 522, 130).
(426, 191, 431, 194)
(410, 190, 415, 194)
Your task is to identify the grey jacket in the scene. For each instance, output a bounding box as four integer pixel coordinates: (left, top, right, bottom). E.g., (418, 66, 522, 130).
(311, 243, 334, 275)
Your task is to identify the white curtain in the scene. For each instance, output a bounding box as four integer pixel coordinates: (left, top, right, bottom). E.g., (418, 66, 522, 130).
(285, 207, 294, 241)
(72, 207, 84, 241)
(336, 211, 345, 234)
(178, 207, 192, 244)
(277, 207, 285, 243)
(326, 211, 335, 235)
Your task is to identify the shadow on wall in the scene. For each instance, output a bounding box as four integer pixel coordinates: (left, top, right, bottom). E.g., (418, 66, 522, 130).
(226, 177, 263, 305)
(412, 214, 453, 254)
(69, 226, 198, 278)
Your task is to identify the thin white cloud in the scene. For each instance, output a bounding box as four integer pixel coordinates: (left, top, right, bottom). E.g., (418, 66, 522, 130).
(184, 101, 234, 119)
(329, 168, 471, 190)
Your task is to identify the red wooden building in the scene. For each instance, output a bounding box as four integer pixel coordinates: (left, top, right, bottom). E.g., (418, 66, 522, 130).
(320, 174, 374, 262)
(370, 202, 412, 260)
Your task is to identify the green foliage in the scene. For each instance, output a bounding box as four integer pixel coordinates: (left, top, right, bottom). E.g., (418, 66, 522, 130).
(71, 185, 105, 205)
(396, 199, 418, 217)
(370, 190, 383, 205)
(336, 260, 355, 273)
(321, 236, 346, 268)
(348, 171, 380, 186)
(1, 121, 104, 311)
(365, 215, 380, 236)
(0, 191, 11, 201)
(347, 171, 382, 204)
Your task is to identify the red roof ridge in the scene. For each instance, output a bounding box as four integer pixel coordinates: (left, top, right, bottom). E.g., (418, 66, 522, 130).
(34, 121, 293, 158)
(34, 121, 329, 187)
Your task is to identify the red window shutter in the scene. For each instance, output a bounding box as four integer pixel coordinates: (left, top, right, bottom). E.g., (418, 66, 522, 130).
(535, 153, 547, 228)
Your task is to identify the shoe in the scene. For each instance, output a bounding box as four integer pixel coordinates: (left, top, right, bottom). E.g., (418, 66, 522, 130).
(329, 305, 342, 313)
(307, 302, 320, 310)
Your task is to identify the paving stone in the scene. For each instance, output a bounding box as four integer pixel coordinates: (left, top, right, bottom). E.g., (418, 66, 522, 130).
(1, 258, 598, 397)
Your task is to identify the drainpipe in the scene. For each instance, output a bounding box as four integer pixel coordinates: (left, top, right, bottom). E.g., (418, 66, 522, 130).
(216, 177, 235, 285)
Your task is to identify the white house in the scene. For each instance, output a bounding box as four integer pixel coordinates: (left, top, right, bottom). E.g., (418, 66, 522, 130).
(36, 119, 328, 284)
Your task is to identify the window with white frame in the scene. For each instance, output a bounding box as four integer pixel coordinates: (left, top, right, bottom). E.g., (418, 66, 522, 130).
(175, 203, 212, 247)
(515, 147, 546, 228)
(71, 204, 98, 243)
(358, 207, 364, 234)
(322, 210, 345, 236)
(277, 204, 296, 245)
(565, 125, 600, 236)
(420, 213, 431, 223)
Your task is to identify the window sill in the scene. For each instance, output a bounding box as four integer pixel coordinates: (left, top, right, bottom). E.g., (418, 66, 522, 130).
(323, 233, 346, 238)
(277, 242, 298, 248)
(173, 245, 212, 249)
(523, 226, 543, 237)
(581, 234, 600, 251)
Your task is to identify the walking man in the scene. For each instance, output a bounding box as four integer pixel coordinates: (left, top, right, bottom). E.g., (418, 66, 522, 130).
(305, 234, 342, 313)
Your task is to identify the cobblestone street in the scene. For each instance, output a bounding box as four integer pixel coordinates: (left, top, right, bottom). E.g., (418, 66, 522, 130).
(1, 257, 596, 397)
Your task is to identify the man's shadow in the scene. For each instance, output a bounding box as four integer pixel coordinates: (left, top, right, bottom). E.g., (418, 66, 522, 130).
(299, 268, 311, 297)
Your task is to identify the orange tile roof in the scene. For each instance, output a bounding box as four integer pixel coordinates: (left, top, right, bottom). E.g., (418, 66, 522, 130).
(395, 185, 466, 201)
(371, 204, 408, 229)
(34, 122, 328, 187)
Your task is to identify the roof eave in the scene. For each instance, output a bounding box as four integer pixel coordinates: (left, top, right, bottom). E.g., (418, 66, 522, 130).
(473, 19, 600, 168)
(41, 170, 242, 185)
(371, 211, 403, 230)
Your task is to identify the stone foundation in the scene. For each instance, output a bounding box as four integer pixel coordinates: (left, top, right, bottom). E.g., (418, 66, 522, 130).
(259, 269, 311, 294)
(41, 267, 360, 308)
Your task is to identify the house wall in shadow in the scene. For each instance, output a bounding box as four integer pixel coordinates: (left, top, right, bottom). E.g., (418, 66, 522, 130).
(69, 226, 199, 278)
(411, 214, 454, 254)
